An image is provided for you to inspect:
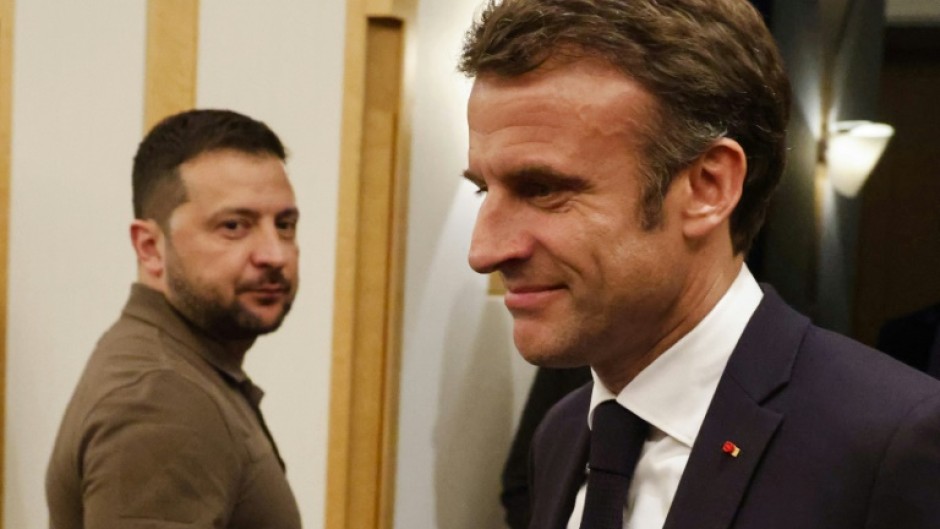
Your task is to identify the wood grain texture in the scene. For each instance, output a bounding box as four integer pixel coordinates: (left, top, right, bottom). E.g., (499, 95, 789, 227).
(854, 30, 940, 344)
(144, 0, 198, 131)
(366, 0, 417, 18)
(326, 2, 414, 527)
(0, 0, 15, 523)
(489, 273, 507, 296)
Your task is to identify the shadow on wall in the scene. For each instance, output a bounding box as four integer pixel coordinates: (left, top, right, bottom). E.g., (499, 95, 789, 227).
(434, 283, 515, 529)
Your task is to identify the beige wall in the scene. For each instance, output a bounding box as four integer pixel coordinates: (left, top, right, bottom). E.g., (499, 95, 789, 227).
(393, 0, 537, 527)
(3, 1, 345, 527)
(196, 1, 346, 526)
(4, 3, 145, 527)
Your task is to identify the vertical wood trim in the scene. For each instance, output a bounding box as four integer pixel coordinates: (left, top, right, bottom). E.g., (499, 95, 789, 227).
(325, 3, 365, 524)
(0, 0, 15, 523)
(327, 0, 414, 526)
(371, 20, 407, 527)
(144, 0, 199, 131)
(488, 273, 507, 296)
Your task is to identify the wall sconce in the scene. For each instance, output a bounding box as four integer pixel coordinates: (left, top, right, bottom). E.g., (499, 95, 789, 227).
(826, 120, 895, 197)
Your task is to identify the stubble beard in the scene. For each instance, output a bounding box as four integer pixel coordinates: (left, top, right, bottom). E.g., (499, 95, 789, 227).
(512, 293, 628, 371)
(165, 256, 294, 341)
(513, 313, 595, 369)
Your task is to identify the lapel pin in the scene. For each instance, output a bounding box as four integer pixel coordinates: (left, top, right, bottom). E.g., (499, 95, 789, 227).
(722, 441, 741, 458)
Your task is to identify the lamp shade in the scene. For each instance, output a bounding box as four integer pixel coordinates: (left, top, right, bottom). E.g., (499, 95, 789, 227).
(827, 120, 895, 197)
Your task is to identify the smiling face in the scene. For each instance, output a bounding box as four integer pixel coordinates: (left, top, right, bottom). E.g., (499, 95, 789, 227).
(163, 149, 300, 341)
(466, 60, 697, 374)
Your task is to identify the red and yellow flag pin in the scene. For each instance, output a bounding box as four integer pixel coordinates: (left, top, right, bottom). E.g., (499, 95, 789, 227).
(722, 441, 741, 458)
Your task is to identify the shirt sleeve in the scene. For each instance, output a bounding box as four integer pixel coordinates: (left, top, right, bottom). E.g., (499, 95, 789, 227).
(79, 369, 242, 529)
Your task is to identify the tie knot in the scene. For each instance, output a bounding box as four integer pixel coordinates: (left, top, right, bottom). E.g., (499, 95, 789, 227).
(589, 401, 648, 476)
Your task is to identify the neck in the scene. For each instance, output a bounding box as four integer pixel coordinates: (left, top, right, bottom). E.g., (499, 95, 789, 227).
(137, 267, 166, 295)
(594, 256, 744, 394)
(218, 338, 255, 363)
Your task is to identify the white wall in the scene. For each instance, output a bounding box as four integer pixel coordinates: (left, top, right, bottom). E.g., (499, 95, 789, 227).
(394, 0, 538, 527)
(4, 2, 345, 527)
(196, 2, 345, 526)
(4, 3, 146, 528)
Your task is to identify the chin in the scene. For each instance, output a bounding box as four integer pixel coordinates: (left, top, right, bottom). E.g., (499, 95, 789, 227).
(236, 304, 291, 334)
(253, 313, 289, 332)
(515, 337, 588, 369)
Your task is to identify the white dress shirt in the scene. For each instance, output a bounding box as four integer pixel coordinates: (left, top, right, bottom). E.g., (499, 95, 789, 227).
(567, 265, 763, 529)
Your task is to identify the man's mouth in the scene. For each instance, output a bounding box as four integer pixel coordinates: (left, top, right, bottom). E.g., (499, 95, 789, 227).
(239, 279, 291, 297)
(503, 283, 565, 311)
(252, 285, 288, 293)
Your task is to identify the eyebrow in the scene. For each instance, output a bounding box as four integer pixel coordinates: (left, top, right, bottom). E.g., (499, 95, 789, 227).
(209, 207, 300, 222)
(462, 169, 484, 188)
(463, 165, 590, 191)
(276, 208, 300, 220)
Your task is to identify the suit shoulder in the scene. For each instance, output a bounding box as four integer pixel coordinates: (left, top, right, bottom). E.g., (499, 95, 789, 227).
(802, 324, 940, 399)
(780, 324, 940, 437)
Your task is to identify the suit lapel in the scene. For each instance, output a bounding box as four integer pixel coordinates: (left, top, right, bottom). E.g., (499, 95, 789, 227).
(664, 287, 808, 529)
(662, 378, 782, 529)
(529, 384, 591, 529)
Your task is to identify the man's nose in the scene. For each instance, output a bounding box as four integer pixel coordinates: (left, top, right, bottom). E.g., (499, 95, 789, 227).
(468, 195, 532, 274)
(251, 226, 291, 268)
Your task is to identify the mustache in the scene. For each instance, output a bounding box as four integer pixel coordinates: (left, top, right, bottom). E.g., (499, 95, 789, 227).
(236, 270, 292, 292)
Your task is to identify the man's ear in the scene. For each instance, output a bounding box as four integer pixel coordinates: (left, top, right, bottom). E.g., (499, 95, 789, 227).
(130, 219, 166, 279)
(680, 138, 746, 240)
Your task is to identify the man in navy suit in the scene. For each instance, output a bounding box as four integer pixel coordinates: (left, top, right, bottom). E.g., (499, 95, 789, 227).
(458, 0, 940, 528)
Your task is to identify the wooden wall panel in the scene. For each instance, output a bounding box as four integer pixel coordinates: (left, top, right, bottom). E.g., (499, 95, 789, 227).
(0, 0, 15, 522)
(327, 17, 406, 529)
(327, 0, 415, 527)
(854, 27, 940, 345)
(144, 0, 199, 131)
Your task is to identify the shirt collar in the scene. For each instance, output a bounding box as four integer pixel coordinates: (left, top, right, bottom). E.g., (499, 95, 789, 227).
(122, 283, 250, 385)
(588, 265, 763, 447)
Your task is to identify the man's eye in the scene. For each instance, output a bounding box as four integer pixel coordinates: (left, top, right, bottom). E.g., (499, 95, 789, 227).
(276, 220, 298, 237)
(219, 219, 250, 236)
(474, 183, 488, 196)
(520, 181, 554, 198)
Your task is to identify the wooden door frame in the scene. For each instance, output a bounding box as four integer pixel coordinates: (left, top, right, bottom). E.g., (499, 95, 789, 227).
(325, 0, 415, 528)
(0, 0, 14, 521)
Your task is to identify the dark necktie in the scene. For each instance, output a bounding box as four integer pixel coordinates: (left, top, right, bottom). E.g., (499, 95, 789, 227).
(579, 400, 649, 529)
(239, 379, 287, 471)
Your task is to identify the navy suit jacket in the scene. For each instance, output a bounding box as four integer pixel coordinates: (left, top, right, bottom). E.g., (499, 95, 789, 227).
(878, 302, 940, 379)
(529, 289, 940, 529)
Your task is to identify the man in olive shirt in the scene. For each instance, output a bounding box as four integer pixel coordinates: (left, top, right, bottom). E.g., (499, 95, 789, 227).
(46, 109, 302, 529)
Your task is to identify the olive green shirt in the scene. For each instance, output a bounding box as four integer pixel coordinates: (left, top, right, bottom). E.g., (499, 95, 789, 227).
(46, 284, 301, 529)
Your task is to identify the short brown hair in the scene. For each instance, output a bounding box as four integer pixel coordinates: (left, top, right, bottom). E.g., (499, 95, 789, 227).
(132, 109, 287, 226)
(459, 0, 790, 254)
